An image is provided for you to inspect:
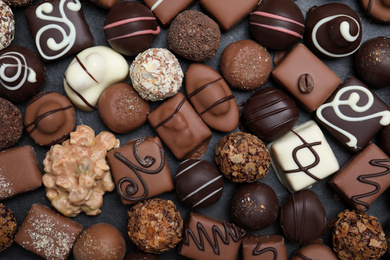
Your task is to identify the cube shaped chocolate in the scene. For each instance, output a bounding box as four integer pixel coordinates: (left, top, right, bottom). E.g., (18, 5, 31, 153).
(242, 235, 287, 260)
(143, 0, 196, 26)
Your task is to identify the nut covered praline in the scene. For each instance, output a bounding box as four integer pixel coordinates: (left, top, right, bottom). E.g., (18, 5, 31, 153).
(0, 0, 14, 50)
(0, 203, 17, 252)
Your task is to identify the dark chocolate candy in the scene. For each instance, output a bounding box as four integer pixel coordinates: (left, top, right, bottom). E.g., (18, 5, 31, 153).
(316, 76, 390, 152)
(104, 1, 160, 57)
(355, 36, 390, 88)
(280, 190, 328, 244)
(148, 92, 212, 160)
(249, 0, 304, 50)
(24, 92, 75, 146)
(0, 46, 46, 103)
(292, 241, 338, 260)
(242, 87, 299, 142)
(87, 0, 119, 9)
(379, 124, 390, 156)
(304, 3, 362, 59)
(360, 0, 390, 23)
(178, 211, 246, 260)
(230, 182, 278, 231)
(242, 234, 287, 260)
(107, 136, 174, 205)
(185, 63, 239, 132)
(0, 97, 23, 151)
(25, 0, 94, 62)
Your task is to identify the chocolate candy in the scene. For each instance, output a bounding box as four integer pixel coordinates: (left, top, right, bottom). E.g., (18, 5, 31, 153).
(230, 182, 278, 231)
(272, 43, 341, 112)
(185, 63, 239, 132)
(107, 136, 174, 205)
(175, 159, 224, 208)
(316, 76, 390, 152)
(280, 190, 328, 244)
(0, 204, 16, 252)
(200, 0, 259, 31)
(125, 250, 162, 260)
(360, 0, 390, 23)
(0, 46, 46, 103)
(73, 223, 126, 260)
(104, 1, 160, 57)
(98, 83, 150, 134)
(64, 46, 129, 111)
(168, 10, 220, 62)
(249, 0, 304, 50)
(292, 241, 338, 260)
(0, 97, 23, 151)
(242, 87, 299, 142)
(148, 92, 212, 160)
(355, 36, 390, 88)
(220, 39, 272, 91)
(25, 0, 93, 62)
(143, 0, 196, 27)
(268, 120, 339, 193)
(379, 124, 390, 155)
(329, 143, 390, 211)
(24, 92, 75, 146)
(4, 0, 33, 7)
(15, 203, 83, 260)
(304, 3, 362, 59)
(0, 1, 14, 50)
(86, 0, 118, 9)
(178, 211, 246, 260)
(242, 234, 287, 260)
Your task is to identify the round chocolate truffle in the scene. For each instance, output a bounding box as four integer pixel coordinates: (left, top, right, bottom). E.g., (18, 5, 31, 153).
(175, 159, 224, 208)
(292, 242, 338, 260)
(125, 250, 162, 260)
(0, 1, 14, 50)
(360, 0, 390, 23)
(304, 3, 362, 59)
(230, 182, 278, 231)
(104, 1, 160, 57)
(98, 83, 150, 134)
(24, 92, 75, 146)
(220, 40, 272, 91)
(73, 223, 126, 260)
(280, 190, 328, 244)
(0, 46, 46, 103)
(130, 48, 183, 101)
(168, 10, 220, 62)
(355, 36, 390, 88)
(0, 97, 23, 151)
(215, 132, 271, 183)
(242, 87, 299, 142)
(249, 0, 304, 50)
(0, 203, 16, 252)
(127, 198, 183, 254)
(332, 209, 387, 260)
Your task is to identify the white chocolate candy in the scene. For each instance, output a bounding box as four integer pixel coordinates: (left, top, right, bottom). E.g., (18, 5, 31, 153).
(63, 46, 129, 111)
(268, 120, 339, 193)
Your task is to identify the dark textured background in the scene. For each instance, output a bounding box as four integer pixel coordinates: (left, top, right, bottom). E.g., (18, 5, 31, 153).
(3, 0, 390, 259)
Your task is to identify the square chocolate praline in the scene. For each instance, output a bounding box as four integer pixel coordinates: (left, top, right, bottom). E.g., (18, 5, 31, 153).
(25, 0, 93, 62)
(15, 203, 83, 260)
(329, 143, 390, 211)
(242, 234, 287, 260)
(107, 136, 174, 205)
(143, 0, 196, 26)
(178, 212, 246, 260)
(272, 44, 341, 112)
(316, 76, 390, 152)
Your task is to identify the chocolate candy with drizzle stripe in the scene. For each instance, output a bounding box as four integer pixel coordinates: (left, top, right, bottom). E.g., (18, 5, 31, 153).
(242, 234, 287, 260)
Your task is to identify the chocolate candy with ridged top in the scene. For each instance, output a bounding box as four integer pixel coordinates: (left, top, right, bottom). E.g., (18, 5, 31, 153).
(249, 0, 304, 50)
(104, 1, 160, 57)
(304, 3, 362, 59)
(176, 159, 224, 208)
(242, 87, 299, 142)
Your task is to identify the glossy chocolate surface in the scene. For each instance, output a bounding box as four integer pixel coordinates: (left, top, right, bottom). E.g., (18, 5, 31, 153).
(291, 242, 338, 260)
(143, 0, 196, 26)
(242, 234, 287, 260)
(360, 0, 390, 23)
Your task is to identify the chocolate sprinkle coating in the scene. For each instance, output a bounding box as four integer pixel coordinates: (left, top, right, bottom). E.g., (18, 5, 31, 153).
(0, 203, 16, 252)
(0, 97, 23, 151)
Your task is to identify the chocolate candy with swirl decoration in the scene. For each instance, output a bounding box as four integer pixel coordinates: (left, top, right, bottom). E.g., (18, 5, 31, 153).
(0, 46, 46, 103)
(107, 136, 174, 205)
(242, 234, 287, 260)
(304, 3, 362, 59)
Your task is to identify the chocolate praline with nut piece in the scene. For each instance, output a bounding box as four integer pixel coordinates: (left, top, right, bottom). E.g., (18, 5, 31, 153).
(0, 203, 17, 252)
(0, 1, 14, 50)
(0, 97, 23, 151)
(230, 182, 278, 231)
(215, 132, 271, 183)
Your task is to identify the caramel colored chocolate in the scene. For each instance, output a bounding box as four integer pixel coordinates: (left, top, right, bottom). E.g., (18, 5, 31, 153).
(242, 235, 287, 260)
(107, 136, 174, 205)
(185, 63, 239, 132)
(360, 0, 390, 23)
(292, 241, 338, 260)
(143, 0, 196, 26)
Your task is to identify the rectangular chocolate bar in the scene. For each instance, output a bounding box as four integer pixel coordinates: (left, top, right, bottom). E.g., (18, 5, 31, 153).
(242, 234, 287, 260)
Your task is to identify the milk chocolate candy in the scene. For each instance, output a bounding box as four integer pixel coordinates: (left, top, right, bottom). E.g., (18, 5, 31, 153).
(360, 0, 390, 23)
(272, 43, 341, 112)
(329, 143, 390, 211)
(242, 234, 287, 260)
(88, 0, 119, 9)
(178, 212, 246, 260)
(292, 241, 338, 260)
(148, 92, 212, 160)
(15, 203, 83, 260)
(316, 76, 390, 152)
(25, 0, 93, 62)
(0, 146, 42, 200)
(185, 63, 239, 132)
(107, 136, 174, 205)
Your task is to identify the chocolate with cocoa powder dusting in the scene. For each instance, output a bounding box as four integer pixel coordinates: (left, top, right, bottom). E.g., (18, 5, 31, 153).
(0, 203, 16, 252)
(332, 209, 387, 260)
(0, 97, 23, 151)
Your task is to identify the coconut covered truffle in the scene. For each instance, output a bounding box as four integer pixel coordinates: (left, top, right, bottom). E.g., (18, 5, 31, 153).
(0, 0, 14, 50)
